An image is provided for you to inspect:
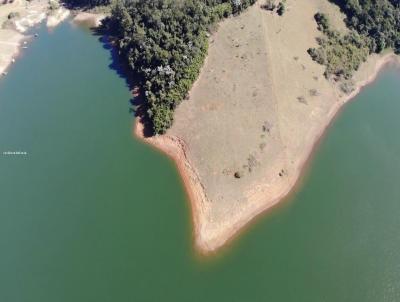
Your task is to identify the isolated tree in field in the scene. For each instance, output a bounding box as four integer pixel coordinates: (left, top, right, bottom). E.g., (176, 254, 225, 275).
(277, 1, 285, 16)
(262, 0, 276, 11)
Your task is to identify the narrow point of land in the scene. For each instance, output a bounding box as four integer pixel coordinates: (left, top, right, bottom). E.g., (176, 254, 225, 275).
(134, 0, 400, 254)
(2, 0, 398, 255)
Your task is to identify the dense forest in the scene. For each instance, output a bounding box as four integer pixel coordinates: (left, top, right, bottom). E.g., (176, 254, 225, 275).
(330, 0, 400, 54)
(63, 0, 399, 133)
(63, 0, 110, 8)
(101, 0, 256, 134)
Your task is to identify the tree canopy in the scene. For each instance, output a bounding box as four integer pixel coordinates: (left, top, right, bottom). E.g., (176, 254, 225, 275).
(330, 0, 400, 54)
(65, 0, 399, 133)
(103, 0, 256, 134)
(64, 0, 110, 8)
(308, 12, 370, 80)
(308, 0, 399, 82)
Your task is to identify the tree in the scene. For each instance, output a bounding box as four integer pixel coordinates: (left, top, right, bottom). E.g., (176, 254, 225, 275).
(277, 1, 285, 16)
(103, 0, 256, 134)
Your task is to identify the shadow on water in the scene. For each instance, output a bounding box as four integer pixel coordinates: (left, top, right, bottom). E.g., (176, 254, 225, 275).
(92, 27, 155, 137)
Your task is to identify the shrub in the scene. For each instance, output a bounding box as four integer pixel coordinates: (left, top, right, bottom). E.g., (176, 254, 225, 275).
(7, 12, 20, 19)
(330, 0, 400, 55)
(261, 0, 276, 11)
(308, 13, 369, 79)
(276, 1, 285, 16)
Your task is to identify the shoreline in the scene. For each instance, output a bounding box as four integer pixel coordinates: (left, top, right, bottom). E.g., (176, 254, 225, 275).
(47, 7, 70, 28)
(0, 10, 104, 78)
(134, 120, 209, 253)
(72, 12, 106, 28)
(0, 1, 70, 77)
(134, 52, 400, 255)
(0, 32, 24, 76)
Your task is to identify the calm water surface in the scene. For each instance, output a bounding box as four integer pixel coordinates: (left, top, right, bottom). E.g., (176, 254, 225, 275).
(1, 23, 400, 302)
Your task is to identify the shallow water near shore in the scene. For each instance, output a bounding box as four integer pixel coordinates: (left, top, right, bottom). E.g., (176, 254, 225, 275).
(1, 23, 400, 302)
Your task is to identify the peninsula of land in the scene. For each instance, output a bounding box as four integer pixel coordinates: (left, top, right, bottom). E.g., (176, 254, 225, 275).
(134, 0, 400, 253)
(2, 0, 398, 254)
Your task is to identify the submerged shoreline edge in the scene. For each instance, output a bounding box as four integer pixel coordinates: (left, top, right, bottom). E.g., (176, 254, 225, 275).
(134, 53, 399, 255)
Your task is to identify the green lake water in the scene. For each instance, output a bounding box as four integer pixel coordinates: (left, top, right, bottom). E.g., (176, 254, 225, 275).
(1, 23, 400, 302)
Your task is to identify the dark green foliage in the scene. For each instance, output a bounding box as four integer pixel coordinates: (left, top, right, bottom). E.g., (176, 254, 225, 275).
(314, 12, 329, 32)
(329, 0, 400, 54)
(231, 0, 257, 14)
(310, 1, 399, 80)
(63, 0, 110, 8)
(308, 13, 370, 79)
(261, 0, 276, 11)
(261, 0, 285, 15)
(7, 12, 20, 19)
(276, 1, 285, 16)
(104, 0, 256, 134)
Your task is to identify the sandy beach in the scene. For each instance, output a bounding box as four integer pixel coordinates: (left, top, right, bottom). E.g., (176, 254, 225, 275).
(47, 7, 70, 28)
(72, 12, 105, 28)
(0, 0, 69, 76)
(134, 0, 400, 254)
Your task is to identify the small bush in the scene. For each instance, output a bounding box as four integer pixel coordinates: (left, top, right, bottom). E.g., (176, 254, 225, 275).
(261, 0, 276, 11)
(339, 80, 355, 95)
(7, 12, 20, 19)
(277, 1, 285, 16)
(234, 171, 243, 178)
(48, 0, 60, 10)
(314, 12, 329, 32)
(297, 96, 307, 104)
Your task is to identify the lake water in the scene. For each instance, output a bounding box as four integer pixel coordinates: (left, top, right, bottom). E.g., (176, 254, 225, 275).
(1, 23, 400, 302)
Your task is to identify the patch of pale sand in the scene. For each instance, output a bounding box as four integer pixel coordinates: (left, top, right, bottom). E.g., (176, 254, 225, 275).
(73, 12, 106, 28)
(0, 0, 25, 25)
(47, 7, 70, 28)
(0, 0, 69, 77)
(0, 29, 23, 75)
(0, 0, 27, 74)
(2, 0, 49, 32)
(136, 0, 399, 254)
(15, 11, 47, 32)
